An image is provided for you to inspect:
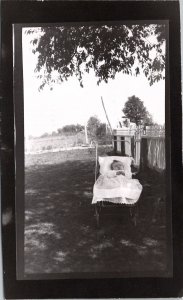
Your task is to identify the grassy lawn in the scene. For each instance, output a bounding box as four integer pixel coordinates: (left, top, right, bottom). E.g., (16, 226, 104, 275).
(25, 147, 168, 276)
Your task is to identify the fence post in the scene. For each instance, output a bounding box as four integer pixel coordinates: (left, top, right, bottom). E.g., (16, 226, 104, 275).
(114, 135, 117, 154)
(131, 136, 135, 158)
(121, 136, 125, 156)
(140, 138, 148, 170)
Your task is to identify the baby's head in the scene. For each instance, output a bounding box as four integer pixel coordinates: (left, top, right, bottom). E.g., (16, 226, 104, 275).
(111, 160, 124, 171)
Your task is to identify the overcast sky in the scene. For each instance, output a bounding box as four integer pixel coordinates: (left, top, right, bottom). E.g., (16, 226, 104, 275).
(22, 27, 165, 138)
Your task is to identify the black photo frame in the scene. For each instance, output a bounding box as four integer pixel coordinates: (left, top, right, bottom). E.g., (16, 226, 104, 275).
(1, 1, 182, 298)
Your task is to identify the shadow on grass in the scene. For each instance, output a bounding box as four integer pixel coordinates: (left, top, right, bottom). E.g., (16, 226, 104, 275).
(25, 159, 168, 274)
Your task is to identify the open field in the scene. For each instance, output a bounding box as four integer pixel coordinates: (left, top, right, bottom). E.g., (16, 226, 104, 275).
(25, 147, 168, 276)
(25, 145, 112, 166)
(25, 133, 86, 154)
(25, 133, 111, 154)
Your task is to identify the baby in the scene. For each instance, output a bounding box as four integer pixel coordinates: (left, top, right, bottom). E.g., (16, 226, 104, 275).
(111, 160, 125, 176)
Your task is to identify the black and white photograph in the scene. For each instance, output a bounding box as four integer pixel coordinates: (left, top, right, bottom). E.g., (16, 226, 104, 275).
(1, 0, 183, 298)
(17, 21, 172, 279)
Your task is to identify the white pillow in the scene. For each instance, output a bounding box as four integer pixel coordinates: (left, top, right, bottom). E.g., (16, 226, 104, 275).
(98, 156, 133, 179)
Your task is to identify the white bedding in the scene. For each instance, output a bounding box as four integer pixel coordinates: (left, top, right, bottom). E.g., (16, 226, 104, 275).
(92, 171, 142, 205)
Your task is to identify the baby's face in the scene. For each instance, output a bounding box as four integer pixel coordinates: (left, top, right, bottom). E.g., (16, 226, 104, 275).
(111, 161, 124, 171)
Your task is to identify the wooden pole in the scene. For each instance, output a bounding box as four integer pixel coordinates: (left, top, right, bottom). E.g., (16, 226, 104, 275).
(95, 142, 98, 182)
(101, 97, 113, 135)
(85, 123, 88, 144)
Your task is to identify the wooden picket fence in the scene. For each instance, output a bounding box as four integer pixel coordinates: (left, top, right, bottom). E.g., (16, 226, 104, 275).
(113, 125, 165, 171)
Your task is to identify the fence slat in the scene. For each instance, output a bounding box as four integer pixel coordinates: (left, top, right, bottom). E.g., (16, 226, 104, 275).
(113, 125, 165, 170)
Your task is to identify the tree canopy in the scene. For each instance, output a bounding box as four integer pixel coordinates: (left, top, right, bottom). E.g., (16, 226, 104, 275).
(57, 124, 84, 135)
(27, 23, 166, 90)
(87, 116, 109, 141)
(123, 95, 153, 125)
(87, 116, 100, 139)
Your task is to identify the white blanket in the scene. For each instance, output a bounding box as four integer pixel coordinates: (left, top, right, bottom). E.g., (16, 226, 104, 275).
(92, 171, 142, 205)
